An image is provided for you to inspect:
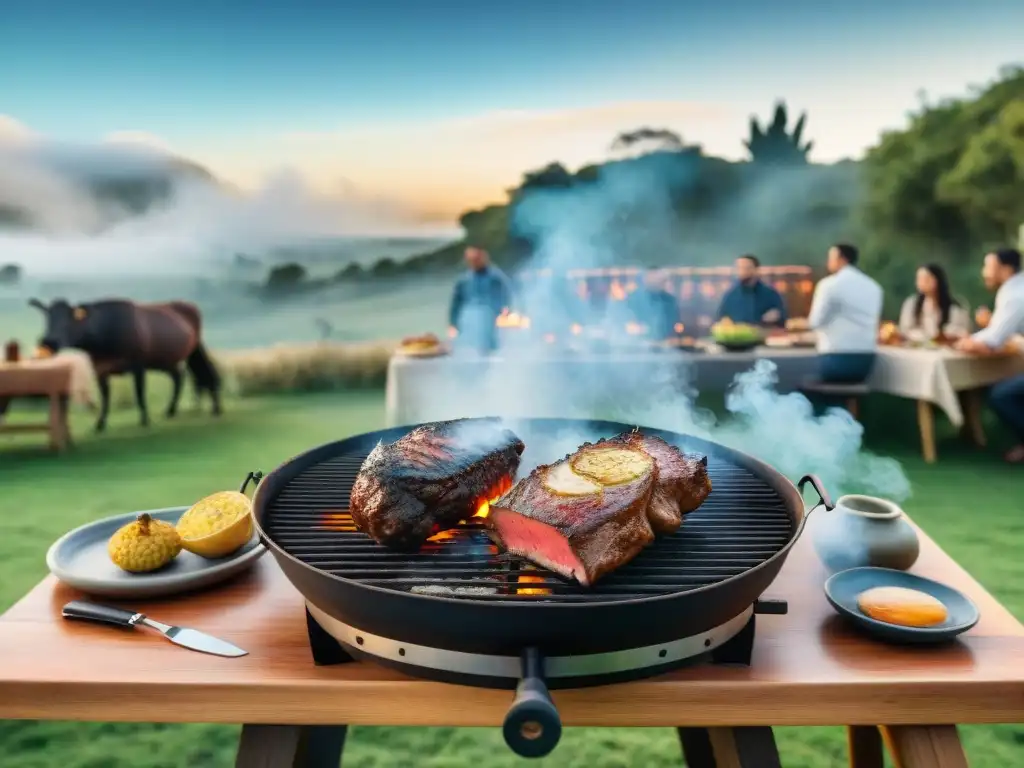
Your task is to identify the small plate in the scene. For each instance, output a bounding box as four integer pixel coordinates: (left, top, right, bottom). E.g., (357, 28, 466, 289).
(825, 567, 980, 644)
(46, 507, 266, 599)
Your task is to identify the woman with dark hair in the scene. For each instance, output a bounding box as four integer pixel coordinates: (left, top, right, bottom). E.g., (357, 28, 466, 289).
(898, 263, 970, 340)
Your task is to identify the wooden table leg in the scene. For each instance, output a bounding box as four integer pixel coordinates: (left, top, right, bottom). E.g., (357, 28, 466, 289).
(916, 400, 937, 463)
(880, 725, 968, 768)
(847, 726, 884, 768)
(48, 394, 69, 452)
(677, 726, 781, 767)
(236, 724, 347, 768)
(959, 390, 987, 447)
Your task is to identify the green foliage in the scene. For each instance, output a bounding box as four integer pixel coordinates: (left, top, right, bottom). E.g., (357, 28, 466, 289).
(744, 102, 813, 165)
(0, 263, 21, 284)
(264, 262, 307, 290)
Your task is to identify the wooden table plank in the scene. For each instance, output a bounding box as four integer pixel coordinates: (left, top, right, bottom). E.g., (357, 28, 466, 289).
(1, 519, 1023, 727)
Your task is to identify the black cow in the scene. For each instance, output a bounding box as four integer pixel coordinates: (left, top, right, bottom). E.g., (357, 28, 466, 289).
(30, 298, 222, 432)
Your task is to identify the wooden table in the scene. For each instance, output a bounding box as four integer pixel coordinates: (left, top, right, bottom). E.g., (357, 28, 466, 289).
(0, 360, 74, 451)
(1, 522, 1022, 768)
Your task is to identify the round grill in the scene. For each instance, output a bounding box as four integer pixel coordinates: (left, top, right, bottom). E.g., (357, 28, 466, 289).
(252, 418, 828, 658)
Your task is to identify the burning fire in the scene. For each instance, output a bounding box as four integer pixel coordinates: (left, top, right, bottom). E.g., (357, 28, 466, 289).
(472, 475, 514, 519)
(516, 572, 552, 596)
(496, 310, 531, 329)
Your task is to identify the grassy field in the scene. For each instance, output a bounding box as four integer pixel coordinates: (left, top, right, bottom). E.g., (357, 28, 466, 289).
(1, 391, 1023, 767)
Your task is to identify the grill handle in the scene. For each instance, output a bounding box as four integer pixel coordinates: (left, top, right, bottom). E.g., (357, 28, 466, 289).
(239, 471, 264, 496)
(797, 474, 834, 514)
(503, 647, 562, 759)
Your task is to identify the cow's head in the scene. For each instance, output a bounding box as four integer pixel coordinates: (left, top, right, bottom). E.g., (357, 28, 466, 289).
(29, 298, 89, 353)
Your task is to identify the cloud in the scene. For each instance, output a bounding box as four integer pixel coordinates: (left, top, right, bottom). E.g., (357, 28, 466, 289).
(103, 130, 176, 154)
(0, 115, 35, 144)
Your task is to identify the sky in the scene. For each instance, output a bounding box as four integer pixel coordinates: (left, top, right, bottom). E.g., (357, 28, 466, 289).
(2, 0, 1023, 221)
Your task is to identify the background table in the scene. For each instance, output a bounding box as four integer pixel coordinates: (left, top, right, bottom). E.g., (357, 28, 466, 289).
(1, 514, 1020, 767)
(0, 354, 93, 451)
(869, 347, 1024, 462)
(385, 347, 820, 427)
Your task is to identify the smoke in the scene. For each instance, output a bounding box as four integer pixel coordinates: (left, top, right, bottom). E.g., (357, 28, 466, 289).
(421, 151, 911, 503)
(0, 136, 450, 276)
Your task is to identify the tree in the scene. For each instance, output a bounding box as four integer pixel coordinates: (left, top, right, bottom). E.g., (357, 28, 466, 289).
(936, 99, 1024, 242)
(265, 262, 307, 292)
(744, 102, 813, 165)
(610, 127, 684, 153)
(0, 263, 21, 284)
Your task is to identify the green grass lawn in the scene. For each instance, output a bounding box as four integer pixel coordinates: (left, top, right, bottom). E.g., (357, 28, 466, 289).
(1, 391, 1023, 767)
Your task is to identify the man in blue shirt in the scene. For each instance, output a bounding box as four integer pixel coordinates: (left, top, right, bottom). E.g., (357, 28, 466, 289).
(715, 254, 787, 327)
(448, 246, 513, 353)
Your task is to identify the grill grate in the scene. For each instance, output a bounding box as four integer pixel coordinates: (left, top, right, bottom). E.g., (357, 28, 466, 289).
(263, 445, 796, 604)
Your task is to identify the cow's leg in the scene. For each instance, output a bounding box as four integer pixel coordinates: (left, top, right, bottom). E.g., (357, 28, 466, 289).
(165, 366, 184, 419)
(132, 368, 149, 427)
(95, 375, 111, 432)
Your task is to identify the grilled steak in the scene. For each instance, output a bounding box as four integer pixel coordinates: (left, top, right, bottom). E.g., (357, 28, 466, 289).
(350, 419, 525, 550)
(604, 432, 711, 534)
(487, 442, 657, 586)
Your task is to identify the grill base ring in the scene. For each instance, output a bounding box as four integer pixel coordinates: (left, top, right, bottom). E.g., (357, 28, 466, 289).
(306, 600, 755, 690)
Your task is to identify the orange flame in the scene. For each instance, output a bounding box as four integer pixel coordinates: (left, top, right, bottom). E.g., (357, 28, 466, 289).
(609, 280, 627, 301)
(472, 475, 514, 519)
(674, 322, 684, 334)
(517, 573, 552, 596)
(799, 280, 814, 295)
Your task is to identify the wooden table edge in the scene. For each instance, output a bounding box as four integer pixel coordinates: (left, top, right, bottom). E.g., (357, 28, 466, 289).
(2, 678, 1022, 726)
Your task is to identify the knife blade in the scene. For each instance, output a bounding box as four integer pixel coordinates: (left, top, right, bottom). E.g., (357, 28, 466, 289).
(61, 600, 248, 657)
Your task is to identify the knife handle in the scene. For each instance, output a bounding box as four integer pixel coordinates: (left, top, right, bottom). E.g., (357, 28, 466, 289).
(62, 600, 143, 628)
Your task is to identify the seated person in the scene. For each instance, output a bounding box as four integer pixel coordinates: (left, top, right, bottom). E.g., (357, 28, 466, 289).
(629, 269, 681, 340)
(807, 243, 883, 384)
(954, 248, 1024, 463)
(898, 263, 970, 340)
(716, 254, 787, 328)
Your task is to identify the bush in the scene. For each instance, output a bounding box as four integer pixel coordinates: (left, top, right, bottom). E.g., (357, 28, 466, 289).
(265, 262, 307, 292)
(220, 341, 396, 396)
(0, 263, 22, 284)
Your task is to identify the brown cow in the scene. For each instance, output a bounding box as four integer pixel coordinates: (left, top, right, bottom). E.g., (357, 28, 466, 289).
(30, 298, 222, 432)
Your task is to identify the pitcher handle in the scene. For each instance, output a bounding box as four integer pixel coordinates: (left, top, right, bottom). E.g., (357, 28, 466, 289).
(797, 474, 834, 514)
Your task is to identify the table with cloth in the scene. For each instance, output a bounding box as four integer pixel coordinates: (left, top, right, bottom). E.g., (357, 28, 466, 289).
(0, 352, 95, 451)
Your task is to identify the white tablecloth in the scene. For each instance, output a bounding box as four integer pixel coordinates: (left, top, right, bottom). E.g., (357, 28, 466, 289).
(868, 347, 1024, 427)
(384, 348, 819, 427)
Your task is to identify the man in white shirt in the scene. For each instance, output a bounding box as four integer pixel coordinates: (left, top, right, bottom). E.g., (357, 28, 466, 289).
(806, 243, 884, 383)
(955, 248, 1024, 463)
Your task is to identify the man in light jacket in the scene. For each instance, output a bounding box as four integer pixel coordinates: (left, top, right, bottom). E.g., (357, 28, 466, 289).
(447, 246, 513, 353)
(806, 243, 883, 383)
(955, 248, 1024, 463)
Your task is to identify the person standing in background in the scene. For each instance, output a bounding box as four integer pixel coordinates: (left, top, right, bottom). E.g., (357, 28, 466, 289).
(630, 269, 681, 340)
(954, 248, 1024, 463)
(897, 263, 970, 341)
(448, 246, 513, 353)
(806, 243, 883, 383)
(715, 254, 787, 327)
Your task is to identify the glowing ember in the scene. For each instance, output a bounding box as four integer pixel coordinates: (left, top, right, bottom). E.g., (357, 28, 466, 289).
(496, 310, 531, 329)
(516, 573, 553, 596)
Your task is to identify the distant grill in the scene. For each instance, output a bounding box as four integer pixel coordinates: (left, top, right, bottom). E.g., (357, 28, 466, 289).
(264, 454, 794, 603)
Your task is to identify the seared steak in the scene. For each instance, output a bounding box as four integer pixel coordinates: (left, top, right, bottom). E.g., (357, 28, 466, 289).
(604, 432, 711, 534)
(350, 419, 525, 550)
(487, 442, 657, 586)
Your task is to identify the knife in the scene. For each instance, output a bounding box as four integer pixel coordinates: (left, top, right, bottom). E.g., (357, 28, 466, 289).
(61, 600, 248, 657)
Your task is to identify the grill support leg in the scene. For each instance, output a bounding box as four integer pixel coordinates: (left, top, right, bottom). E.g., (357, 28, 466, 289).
(236, 724, 348, 768)
(677, 726, 782, 767)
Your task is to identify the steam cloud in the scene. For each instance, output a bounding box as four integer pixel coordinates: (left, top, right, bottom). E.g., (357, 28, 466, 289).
(436, 151, 911, 502)
(0, 135, 451, 276)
